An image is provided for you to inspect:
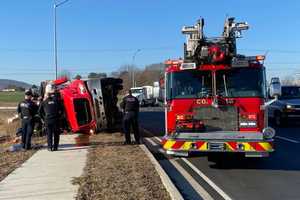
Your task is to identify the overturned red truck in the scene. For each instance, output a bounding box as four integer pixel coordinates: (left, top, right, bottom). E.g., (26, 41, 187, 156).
(40, 77, 123, 134)
(162, 17, 276, 157)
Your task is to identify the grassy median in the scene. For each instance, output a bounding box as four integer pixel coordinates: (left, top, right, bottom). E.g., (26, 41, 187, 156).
(73, 133, 171, 200)
(0, 91, 23, 106)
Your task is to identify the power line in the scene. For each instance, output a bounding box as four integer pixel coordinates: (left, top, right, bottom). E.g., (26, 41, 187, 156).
(239, 49, 300, 54)
(0, 46, 179, 53)
(1, 47, 300, 53)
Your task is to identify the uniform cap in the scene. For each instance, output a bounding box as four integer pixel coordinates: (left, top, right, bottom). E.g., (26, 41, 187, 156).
(25, 90, 33, 96)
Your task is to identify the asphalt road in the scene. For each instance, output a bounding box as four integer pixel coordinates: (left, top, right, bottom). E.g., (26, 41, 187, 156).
(139, 107, 300, 200)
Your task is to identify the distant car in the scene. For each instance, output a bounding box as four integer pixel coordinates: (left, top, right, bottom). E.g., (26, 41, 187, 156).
(268, 85, 300, 126)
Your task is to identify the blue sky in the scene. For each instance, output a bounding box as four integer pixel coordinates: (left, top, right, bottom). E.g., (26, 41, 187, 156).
(0, 0, 299, 84)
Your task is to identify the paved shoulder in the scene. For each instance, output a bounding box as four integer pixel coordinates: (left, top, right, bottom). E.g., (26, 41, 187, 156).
(0, 135, 88, 200)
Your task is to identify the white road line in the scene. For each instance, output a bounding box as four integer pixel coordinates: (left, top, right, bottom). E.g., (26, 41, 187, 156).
(182, 158, 233, 200)
(140, 145, 184, 200)
(145, 137, 159, 146)
(276, 136, 300, 144)
(154, 136, 162, 142)
(158, 148, 166, 154)
(144, 128, 231, 200)
(170, 159, 214, 200)
(145, 138, 167, 155)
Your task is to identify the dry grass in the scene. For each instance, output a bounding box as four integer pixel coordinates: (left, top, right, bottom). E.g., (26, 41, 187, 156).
(0, 102, 18, 107)
(0, 110, 19, 138)
(74, 133, 171, 200)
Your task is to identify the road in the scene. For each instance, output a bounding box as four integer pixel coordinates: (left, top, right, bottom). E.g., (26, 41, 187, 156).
(139, 107, 300, 200)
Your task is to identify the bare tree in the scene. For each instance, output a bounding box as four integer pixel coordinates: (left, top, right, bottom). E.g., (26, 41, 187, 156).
(282, 76, 296, 85)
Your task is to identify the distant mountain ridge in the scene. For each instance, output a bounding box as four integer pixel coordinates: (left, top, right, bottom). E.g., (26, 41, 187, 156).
(0, 79, 31, 90)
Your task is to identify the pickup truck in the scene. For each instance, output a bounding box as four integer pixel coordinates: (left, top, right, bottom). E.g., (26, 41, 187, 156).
(268, 85, 300, 126)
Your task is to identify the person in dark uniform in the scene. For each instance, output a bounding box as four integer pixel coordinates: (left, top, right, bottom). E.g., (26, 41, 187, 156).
(17, 90, 37, 150)
(39, 90, 62, 151)
(120, 90, 140, 144)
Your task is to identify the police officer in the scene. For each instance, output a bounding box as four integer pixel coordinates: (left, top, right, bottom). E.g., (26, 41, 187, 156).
(17, 90, 37, 150)
(120, 90, 140, 144)
(39, 90, 62, 151)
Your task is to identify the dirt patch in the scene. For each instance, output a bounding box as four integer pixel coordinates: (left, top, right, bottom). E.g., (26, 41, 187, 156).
(0, 102, 18, 107)
(74, 133, 171, 200)
(0, 136, 46, 182)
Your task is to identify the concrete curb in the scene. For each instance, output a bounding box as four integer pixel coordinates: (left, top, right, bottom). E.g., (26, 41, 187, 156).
(140, 144, 184, 200)
(0, 107, 17, 110)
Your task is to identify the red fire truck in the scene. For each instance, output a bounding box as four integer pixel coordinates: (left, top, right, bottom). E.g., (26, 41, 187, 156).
(162, 17, 276, 157)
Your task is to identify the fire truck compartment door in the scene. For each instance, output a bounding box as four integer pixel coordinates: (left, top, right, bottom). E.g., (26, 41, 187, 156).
(171, 131, 264, 140)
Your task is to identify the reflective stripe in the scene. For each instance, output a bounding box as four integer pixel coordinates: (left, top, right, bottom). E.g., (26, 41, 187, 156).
(182, 141, 192, 150)
(258, 142, 273, 151)
(162, 140, 273, 152)
(164, 140, 176, 149)
(199, 142, 208, 150)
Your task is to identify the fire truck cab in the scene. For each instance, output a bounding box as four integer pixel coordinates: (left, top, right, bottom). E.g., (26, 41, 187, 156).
(162, 17, 275, 157)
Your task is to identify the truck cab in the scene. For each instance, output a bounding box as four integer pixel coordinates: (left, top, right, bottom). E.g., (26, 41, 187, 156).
(268, 85, 300, 126)
(131, 86, 155, 106)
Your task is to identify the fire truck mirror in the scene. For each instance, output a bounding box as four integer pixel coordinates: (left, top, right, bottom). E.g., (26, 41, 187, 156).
(269, 77, 282, 98)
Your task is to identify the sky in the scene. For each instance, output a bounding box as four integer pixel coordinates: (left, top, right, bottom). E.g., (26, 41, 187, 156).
(0, 0, 299, 84)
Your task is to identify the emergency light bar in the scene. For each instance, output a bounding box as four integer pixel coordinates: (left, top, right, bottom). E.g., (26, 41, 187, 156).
(247, 55, 265, 61)
(180, 62, 196, 70)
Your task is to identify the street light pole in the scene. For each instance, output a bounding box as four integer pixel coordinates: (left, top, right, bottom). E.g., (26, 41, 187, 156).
(54, 0, 70, 79)
(54, 2, 58, 79)
(132, 49, 141, 87)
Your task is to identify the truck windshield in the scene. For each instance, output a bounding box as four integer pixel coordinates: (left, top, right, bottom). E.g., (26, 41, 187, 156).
(167, 70, 212, 99)
(216, 68, 265, 98)
(280, 86, 300, 99)
(131, 89, 143, 94)
(74, 98, 92, 126)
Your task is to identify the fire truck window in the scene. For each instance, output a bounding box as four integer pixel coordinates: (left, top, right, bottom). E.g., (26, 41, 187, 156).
(74, 99, 92, 126)
(167, 70, 212, 99)
(216, 68, 265, 98)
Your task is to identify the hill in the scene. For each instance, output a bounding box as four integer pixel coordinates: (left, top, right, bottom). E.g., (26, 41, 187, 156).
(0, 79, 31, 90)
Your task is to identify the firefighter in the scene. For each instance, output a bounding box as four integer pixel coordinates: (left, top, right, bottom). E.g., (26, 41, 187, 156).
(17, 90, 37, 150)
(39, 89, 62, 151)
(120, 90, 140, 145)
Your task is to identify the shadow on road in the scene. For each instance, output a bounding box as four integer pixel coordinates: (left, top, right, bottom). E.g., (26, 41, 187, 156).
(200, 148, 300, 171)
(139, 110, 165, 137)
(140, 109, 300, 171)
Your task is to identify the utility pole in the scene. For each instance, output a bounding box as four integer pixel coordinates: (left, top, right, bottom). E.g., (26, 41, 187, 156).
(54, 0, 70, 79)
(132, 49, 141, 87)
